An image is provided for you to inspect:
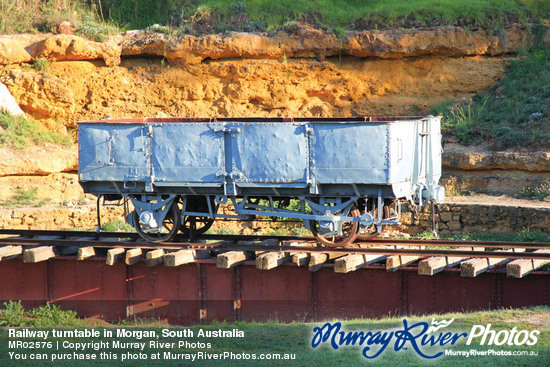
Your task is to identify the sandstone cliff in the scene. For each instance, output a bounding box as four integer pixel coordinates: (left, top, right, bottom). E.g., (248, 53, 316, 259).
(3, 25, 545, 131)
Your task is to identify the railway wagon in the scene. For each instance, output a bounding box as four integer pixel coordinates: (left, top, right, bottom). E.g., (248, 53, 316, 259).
(78, 116, 444, 246)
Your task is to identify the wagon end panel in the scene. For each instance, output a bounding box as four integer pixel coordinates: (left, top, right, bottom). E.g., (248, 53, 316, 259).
(387, 120, 417, 198)
(388, 116, 444, 203)
(428, 116, 443, 183)
(78, 123, 150, 187)
(310, 122, 390, 185)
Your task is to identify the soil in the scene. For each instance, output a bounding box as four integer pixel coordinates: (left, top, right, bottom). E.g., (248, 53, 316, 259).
(504, 313, 550, 330)
(446, 194, 550, 210)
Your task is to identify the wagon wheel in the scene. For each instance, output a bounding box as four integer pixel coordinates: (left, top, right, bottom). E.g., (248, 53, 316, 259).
(182, 216, 215, 237)
(181, 196, 216, 238)
(133, 203, 181, 242)
(309, 205, 360, 247)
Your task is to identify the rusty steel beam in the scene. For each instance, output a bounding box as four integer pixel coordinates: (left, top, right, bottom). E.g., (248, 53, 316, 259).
(0, 257, 548, 325)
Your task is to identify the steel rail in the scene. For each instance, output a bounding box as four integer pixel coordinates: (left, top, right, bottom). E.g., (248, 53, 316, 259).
(0, 229, 301, 242)
(0, 238, 226, 251)
(1, 238, 550, 260)
(355, 237, 550, 249)
(223, 244, 550, 260)
(1, 229, 550, 250)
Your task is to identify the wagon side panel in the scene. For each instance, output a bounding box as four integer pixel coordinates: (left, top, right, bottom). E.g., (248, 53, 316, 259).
(151, 123, 224, 184)
(232, 123, 309, 185)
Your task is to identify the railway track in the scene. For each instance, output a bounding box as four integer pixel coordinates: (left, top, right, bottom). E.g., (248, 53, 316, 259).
(0, 229, 549, 278)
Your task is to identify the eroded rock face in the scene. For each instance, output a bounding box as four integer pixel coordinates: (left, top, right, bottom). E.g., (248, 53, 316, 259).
(0, 205, 123, 230)
(343, 25, 536, 58)
(36, 35, 104, 61)
(0, 145, 78, 177)
(0, 25, 544, 128)
(2, 70, 75, 128)
(443, 151, 550, 172)
(0, 26, 547, 215)
(0, 25, 545, 67)
(400, 203, 550, 236)
(0, 56, 507, 127)
(0, 38, 32, 65)
(120, 25, 541, 65)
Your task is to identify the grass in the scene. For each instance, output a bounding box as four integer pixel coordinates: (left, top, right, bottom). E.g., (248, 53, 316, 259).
(100, 219, 135, 232)
(0, 301, 85, 327)
(0, 0, 120, 41)
(289, 226, 311, 236)
(0, 112, 72, 149)
(0, 303, 548, 366)
(516, 182, 550, 202)
(432, 45, 550, 149)
(0, 187, 50, 208)
(98, 0, 550, 34)
(1, 1, 549, 37)
(444, 182, 472, 197)
(205, 227, 237, 235)
(77, 11, 120, 42)
(263, 228, 291, 236)
(414, 229, 550, 243)
(117, 316, 170, 327)
(32, 57, 49, 74)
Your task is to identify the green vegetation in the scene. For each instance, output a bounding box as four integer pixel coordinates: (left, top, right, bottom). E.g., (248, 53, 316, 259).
(98, 0, 549, 34)
(415, 229, 550, 242)
(0, 302, 548, 366)
(0, 0, 119, 41)
(205, 227, 237, 235)
(0, 186, 50, 208)
(77, 11, 120, 41)
(2, 1, 549, 37)
(455, 230, 550, 242)
(0, 112, 72, 149)
(517, 182, 550, 202)
(0, 301, 86, 327)
(432, 45, 550, 149)
(100, 219, 135, 232)
(32, 57, 50, 74)
(263, 224, 312, 236)
(289, 226, 310, 236)
(263, 228, 291, 236)
(117, 316, 169, 327)
(444, 182, 472, 197)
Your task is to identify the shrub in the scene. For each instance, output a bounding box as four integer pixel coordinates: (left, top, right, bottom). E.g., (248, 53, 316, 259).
(32, 57, 49, 73)
(0, 301, 86, 327)
(431, 45, 550, 149)
(0, 0, 119, 38)
(76, 12, 120, 42)
(0, 112, 72, 149)
(517, 182, 550, 201)
(101, 219, 135, 232)
(0, 301, 26, 326)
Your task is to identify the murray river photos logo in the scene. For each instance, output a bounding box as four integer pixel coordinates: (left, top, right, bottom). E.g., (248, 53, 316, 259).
(311, 318, 540, 359)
